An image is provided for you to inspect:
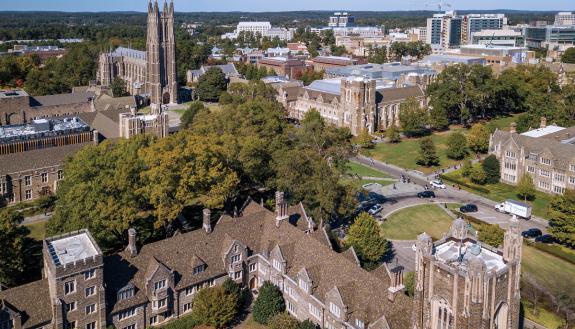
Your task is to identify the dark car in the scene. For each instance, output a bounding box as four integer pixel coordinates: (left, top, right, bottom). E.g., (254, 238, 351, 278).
(460, 204, 478, 213)
(535, 234, 555, 244)
(417, 191, 435, 199)
(521, 228, 543, 238)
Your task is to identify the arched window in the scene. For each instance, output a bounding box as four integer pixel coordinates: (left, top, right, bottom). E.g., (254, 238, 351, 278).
(431, 297, 453, 329)
(494, 303, 509, 329)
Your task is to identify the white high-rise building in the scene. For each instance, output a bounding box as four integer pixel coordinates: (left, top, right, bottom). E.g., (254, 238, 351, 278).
(222, 22, 293, 41)
(555, 12, 575, 26)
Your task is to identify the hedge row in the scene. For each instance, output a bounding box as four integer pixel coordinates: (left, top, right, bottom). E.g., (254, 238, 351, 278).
(440, 175, 491, 194)
(525, 240, 575, 266)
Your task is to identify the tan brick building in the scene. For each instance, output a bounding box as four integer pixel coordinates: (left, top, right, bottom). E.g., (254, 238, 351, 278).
(489, 118, 575, 195)
(257, 57, 307, 79)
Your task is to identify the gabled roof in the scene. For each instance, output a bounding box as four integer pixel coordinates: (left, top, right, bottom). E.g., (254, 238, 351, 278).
(0, 280, 51, 328)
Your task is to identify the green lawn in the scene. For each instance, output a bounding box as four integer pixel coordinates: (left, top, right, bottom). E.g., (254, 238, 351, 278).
(444, 167, 552, 219)
(522, 300, 566, 329)
(365, 116, 519, 175)
(347, 162, 392, 179)
(380, 204, 454, 240)
(24, 220, 48, 241)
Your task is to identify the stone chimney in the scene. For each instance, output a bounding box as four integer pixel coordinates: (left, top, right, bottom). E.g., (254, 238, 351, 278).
(540, 117, 547, 129)
(203, 208, 212, 234)
(510, 122, 517, 134)
(126, 228, 138, 257)
(387, 265, 405, 302)
(275, 191, 289, 227)
(93, 130, 100, 145)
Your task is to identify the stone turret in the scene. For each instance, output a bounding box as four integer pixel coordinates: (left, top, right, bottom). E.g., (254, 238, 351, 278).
(275, 191, 289, 227)
(451, 217, 468, 241)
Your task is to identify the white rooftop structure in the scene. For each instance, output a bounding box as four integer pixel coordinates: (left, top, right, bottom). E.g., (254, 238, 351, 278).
(0, 117, 90, 143)
(434, 240, 506, 272)
(46, 232, 100, 266)
(521, 125, 565, 138)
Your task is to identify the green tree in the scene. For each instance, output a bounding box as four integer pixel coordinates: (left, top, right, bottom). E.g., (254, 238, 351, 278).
(386, 125, 401, 143)
(477, 223, 504, 248)
(461, 159, 473, 177)
(111, 77, 128, 98)
(482, 155, 500, 184)
(446, 132, 468, 160)
(180, 101, 206, 129)
(356, 129, 374, 149)
(0, 209, 29, 287)
(562, 47, 575, 64)
(404, 272, 415, 297)
(36, 194, 57, 215)
(268, 313, 300, 329)
(517, 174, 536, 201)
(299, 320, 318, 329)
(467, 123, 491, 154)
(399, 97, 429, 137)
(549, 189, 575, 248)
(196, 67, 227, 102)
(190, 284, 239, 329)
(139, 133, 240, 228)
(470, 166, 487, 185)
(368, 46, 387, 64)
(253, 281, 285, 325)
(345, 212, 390, 269)
(416, 137, 440, 167)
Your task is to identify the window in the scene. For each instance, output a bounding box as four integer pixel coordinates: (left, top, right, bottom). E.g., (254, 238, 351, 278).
(24, 175, 31, 186)
(309, 303, 321, 320)
(85, 286, 96, 297)
(64, 280, 76, 295)
(65, 321, 77, 329)
(505, 151, 516, 159)
(65, 301, 77, 313)
(150, 316, 158, 326)
(327, 323, 335, 329)
(85, 304, 96, 315)
(84, 269, 96, 280)
(25, 189, 32, 200)
(503, 174, 516, 183)
(58, 170, 64, 180)
(122, 325, 136, 329)
(540, 169, 551, 177)
(193, 265, 205, 275)
(231, 254, 241, 264)
(570, 176, 575, 185)
(183, 303, 192, 313)
(570, 164, 575, 172)
(431, 298, 453, 329)
(540, 158, 551, 165)
(356, 319, 365, 329)
(0, 182, 6, 194)
(539, 181, 551, 190)
(504, 161, 516, 170)
(154, 280, 166, 291)
(153, 298, 167, 310)
(554, 173, 565, 182)
(249, 263, 256, 272)
(553, 186, 565, 194)
(273, 259, 282, 271)
(527, 166, 535, 173)
(118, 308, 136, 320)
(287, 300, 296, 315)
(233, 271, 242, 279)
(0, 320, 13, 329)
(41, 173, 48, 183)
(234, 245, 239, 252)
(329, 302, 341, 318)
(286, 285, 297, 299)
(207, 279, 215, 287)
(118, 287, 134, 300)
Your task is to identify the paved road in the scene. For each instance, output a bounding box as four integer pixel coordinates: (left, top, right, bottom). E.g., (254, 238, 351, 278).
(22, 212, 52, 225)
(389, 240, 416, 272)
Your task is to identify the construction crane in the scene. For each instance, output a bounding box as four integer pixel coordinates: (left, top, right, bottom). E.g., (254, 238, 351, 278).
(425, 0, 452, 13)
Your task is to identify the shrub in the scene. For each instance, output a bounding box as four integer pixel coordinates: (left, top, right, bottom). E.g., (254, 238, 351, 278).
(446, 132, 468, 160)
(268, 313, 300, 329)
(252, 281, 285, 324)
(482, 155, 501, 184)
(404, 272, 415, 297)
(190, 284, 240, 329)
(469, 166, 487, 185)
(440, 175, 491, 194)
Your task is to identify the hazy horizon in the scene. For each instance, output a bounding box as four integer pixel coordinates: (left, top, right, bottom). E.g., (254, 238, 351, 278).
(0, 0, 572, 13)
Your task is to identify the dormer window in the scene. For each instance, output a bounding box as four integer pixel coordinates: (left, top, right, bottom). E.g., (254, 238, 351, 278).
(0, 319, 13, 329)
(299, 278, 309, 292)
(231, 254, 241, 264)
(118, 284, 135, 301)
(329, 302, 341, 318)
(193, 264, 205, 275)
(154, 279, 166, 291)
(356, 319, 365, 329)
(234, 245, 239, 253)
(273, 259, 282, 271)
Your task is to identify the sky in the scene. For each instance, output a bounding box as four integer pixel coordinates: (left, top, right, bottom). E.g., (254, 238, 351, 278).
(0, 0, 572, 12)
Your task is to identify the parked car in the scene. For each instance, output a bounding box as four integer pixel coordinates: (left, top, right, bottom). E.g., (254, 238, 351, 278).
(494, 199, 532, 219)
(460, 204, 478, 213)
(368, 204, 384, 215)
(535, 234, 555, 244)
(521, 228, 543, 238)
(431, 180, 446, 189)
(417, 191, 436, 199)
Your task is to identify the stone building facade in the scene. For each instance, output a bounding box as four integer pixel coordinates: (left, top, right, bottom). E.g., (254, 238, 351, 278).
(0, 193, 413, 329)
(97, 0, 178, 110)
(291, 78, 426, 136)
(256, 57, 307, 79)
(118, 109, 169, 139)
(489, 118, 575, 195)
(412, 217, 522, 329)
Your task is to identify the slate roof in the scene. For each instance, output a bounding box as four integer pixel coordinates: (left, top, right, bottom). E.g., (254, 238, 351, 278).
(378, 85, 425, 104)
(103, 201, 411, 327)
(492, 129, 575, 165)
(30, 92, 95, 108)
(93, 94, 136, 112)
(0, 280, 52, 329)
(0, 142, 91, 174)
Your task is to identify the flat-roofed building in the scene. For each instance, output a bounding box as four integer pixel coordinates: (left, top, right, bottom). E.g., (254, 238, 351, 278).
(257, 57, 307, 79)
(325, 62, 437, 88)
(311, 56, 359, 73)
(470, 29, 525, 47)
(489, 118, 575, 195)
